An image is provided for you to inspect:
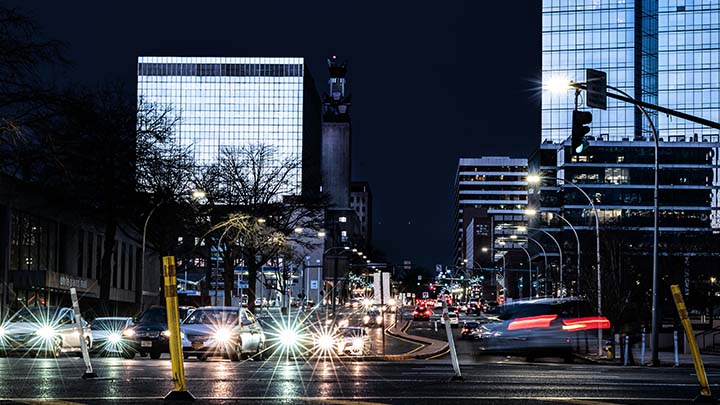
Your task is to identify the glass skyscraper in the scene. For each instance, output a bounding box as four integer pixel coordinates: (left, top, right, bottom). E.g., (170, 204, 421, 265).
(137, 57, 321, 195)
(542, 0, 720, 144)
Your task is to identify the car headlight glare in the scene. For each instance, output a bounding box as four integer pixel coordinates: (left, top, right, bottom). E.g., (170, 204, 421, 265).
(0, 326, 5, 337)
(108, 333, 122, 344)
(376, 316, 383, 324)
(279, 328, 299, 347)
(122, 329, 135, 337)
(36, 326, 56, 339)
(214, 328, 232, 343)
(162, 330, 171, 337)
(363, 315, 370, 324)
(352, 338, 364, 349)
(316, 334, 335, 350)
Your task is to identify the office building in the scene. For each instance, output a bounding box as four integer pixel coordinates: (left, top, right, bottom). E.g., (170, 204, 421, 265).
(453, 157, 529, 271)
(351, 181, 372, 247)
(541, 0, 720, 144)
(137, 56, 321, 196)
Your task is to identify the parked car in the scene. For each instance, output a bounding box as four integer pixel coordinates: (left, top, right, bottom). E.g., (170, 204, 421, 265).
(89, 317, 133, 356)
(181, 306, 267, 361)
(0, 306, 92, 357)
(120, 306, 177, 359)
(477, 297, 610, 362)
(335, 326, 370, 356)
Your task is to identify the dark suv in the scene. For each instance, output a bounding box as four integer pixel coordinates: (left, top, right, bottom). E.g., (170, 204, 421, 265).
(412, 306, 432, 321)
(120, 306, 193, 359)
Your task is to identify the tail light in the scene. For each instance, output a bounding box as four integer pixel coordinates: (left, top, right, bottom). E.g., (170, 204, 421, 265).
(412, 311, 418, 316)
(562, 316, 611, 331)
(461, 328, 468, 333)
(425, 310, 432, 316)
(507, 314, 558, 331)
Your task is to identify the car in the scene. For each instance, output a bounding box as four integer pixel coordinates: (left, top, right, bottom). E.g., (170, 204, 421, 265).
(254, 298, 268, 307)
(362, 309, 383, 327)
(120, 306, 180, 359)
(89, 317, 133, 356)
(346, 298, 363, 309)
(335, 326, 370, 356)
(0, 306, 92, 357)
(447, 305, 460, 314)
(180, 306, 267, 361)
(460, 321, 480, 339)
(440, 312, 459, 327)
(467, 301, 481, 315)
(477, 297, 610, 361)
(458, 302, 468, 312)
(412, 306, 432, 321)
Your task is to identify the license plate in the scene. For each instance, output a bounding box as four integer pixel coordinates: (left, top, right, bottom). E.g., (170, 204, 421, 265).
(191, 342, 204, 350)
(141, 340, 152, 348)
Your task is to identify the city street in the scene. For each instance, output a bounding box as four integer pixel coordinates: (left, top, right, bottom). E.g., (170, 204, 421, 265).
(0, 355, 716, 404)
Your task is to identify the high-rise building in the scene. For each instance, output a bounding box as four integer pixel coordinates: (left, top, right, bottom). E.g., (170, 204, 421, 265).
(453, 157, 529, 270)
(541, 0, 720, 144)
(137, 56, 321, 195)
(351, 181, 372, 246)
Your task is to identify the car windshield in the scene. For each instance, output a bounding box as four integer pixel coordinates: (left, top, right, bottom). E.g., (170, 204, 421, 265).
(90, 319, 128, 330)
(138, 308, 167, 323)
(183, 309, 238, 325)
(9, 307, 66, 323)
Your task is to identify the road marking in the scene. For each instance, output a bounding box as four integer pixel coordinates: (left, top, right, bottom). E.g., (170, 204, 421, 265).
(11, 401, 87, 405)
(551, 399, 625, 405)
(426, 348, 450, 360)
(311, 399, 389, 405)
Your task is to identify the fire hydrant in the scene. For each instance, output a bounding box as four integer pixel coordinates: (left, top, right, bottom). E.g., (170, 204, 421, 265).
(605, 341, 614, 360)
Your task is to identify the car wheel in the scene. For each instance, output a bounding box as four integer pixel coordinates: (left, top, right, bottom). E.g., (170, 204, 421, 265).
(254, 341, 266, 360)
(149, 350, 161, 360)
(230, 341, 242, 362)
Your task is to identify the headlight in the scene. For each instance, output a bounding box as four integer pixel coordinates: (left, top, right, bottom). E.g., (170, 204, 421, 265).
(122, 329, 135, 337)
(108, 333, 122, 344)
(161, 330, 184, 338)
(376, 316, 383, 324)
(279, 328, 299, 347)
(363, 299, 372, 307)
(316, 334, 335, 350)
(363, 315, 370, 324)
(388, 298, 397, 307)
(36, 326, 56, 339)
(0, 327, 5, 337)
(214, 328, 232, 343)
(352, 338, 364, 349)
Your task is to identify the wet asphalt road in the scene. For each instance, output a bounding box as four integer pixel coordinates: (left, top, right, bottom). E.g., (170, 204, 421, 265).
(0, 355, 716, 404)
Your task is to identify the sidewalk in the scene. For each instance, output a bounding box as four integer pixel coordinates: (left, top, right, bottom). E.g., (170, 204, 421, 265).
(383, 319, 449, 360)
(577, 347, 720, 368)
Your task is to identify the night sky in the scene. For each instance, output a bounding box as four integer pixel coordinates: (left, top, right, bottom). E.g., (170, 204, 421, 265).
(12, 1, 542, 270)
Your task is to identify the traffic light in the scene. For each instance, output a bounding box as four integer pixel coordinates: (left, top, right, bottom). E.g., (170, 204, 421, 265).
(571, 109, 592, 154)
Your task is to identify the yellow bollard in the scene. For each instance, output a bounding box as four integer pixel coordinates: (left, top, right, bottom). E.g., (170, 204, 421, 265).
(163, 256, 195, 401)
(670, 284, 714, 402)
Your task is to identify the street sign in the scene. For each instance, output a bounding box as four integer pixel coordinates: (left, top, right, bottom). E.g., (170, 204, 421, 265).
(586, 69, 607, 110)
(310, 280, 318, 290)
(436, 264, 442, 273)
(417, 275, 422, 281)
(422, 292, 429, 298)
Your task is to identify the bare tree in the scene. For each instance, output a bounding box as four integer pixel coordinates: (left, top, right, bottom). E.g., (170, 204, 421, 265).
(209, 144, 327, 312)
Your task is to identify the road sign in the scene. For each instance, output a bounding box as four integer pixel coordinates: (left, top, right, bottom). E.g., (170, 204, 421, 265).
(586, 69, 607, 110)
(436, 264, 442, 273)
(310, 280, 318, 290)
(422, 292, 429, 298)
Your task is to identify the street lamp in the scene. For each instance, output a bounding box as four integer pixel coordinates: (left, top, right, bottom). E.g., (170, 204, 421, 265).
(528, 174, 602, 356)
(527, 237, 549, 296)
(140, 189, 205, 310)
(519, 246, 533, 298)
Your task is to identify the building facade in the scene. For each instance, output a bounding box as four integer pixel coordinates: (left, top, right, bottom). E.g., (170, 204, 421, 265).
(541, 0, 720, 144)
(350, 181, 372, 247)
(137, 56, 321, 196)
(453, 157, 529, 272)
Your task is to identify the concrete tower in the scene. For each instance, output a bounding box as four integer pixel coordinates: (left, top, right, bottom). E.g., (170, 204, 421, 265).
(321, 56, 352, 208)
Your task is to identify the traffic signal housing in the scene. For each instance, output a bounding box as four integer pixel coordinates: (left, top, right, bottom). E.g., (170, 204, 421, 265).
(571, 109, 592, 154)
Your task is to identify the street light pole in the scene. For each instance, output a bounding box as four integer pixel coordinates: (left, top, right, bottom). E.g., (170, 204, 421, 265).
(528, 227, 563, 297)
(555, 213, 582, 296)
(519, 246, 532, 298)
(527, 237, 549, 296)
(140, 202, 164, 311)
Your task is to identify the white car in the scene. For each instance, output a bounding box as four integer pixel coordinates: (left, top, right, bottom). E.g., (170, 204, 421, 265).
(181, 306, 267, 361)
(89, 317, 133, 355)
(335, 326, 370, 356)
(440, 312, 460, 327)
(0, 306, 92, 357)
